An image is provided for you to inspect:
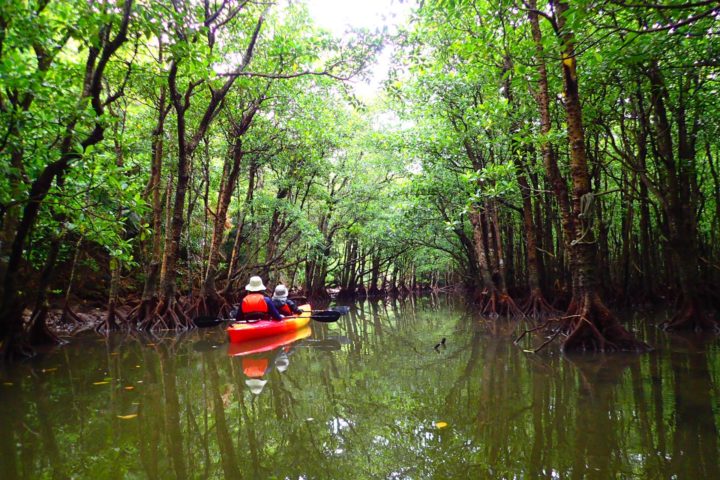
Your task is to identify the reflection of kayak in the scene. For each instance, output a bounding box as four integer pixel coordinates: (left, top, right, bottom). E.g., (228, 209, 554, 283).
(227, 304, 312, 343)
(228, 326, 311, 357)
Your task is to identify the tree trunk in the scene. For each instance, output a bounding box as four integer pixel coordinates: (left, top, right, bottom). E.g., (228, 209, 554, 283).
(551, 0, 647, 352)
(517, 154, 556, 316)
(368, 252, 382, 296)
(195, 133, 247, 318)
(106, 127, 127, 331)
(139, 42, 168, 312)
(527, 0, 576, 299)
(469, 207, 521, 316)
(646, 65, 716, 332)
(226, 157, 258, 290)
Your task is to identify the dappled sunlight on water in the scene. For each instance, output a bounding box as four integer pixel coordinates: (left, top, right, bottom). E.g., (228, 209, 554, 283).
(1, 295, 719, 478)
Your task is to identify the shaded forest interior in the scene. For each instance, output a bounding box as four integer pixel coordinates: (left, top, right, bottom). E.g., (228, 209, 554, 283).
(0, 0, 719, 358)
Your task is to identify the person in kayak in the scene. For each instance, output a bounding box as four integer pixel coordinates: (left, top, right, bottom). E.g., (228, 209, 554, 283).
(272, 284, 303, 316)
(237, 276, 285, 321)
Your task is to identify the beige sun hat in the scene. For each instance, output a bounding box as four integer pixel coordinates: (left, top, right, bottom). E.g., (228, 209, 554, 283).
(245, 275, 266, 292)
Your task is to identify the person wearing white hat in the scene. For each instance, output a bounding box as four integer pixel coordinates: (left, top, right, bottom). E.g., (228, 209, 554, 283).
(272, 284, 302, 316)
(236, 276, 284, 321)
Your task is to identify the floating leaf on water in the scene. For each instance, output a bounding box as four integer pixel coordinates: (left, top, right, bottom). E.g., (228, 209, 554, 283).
(3, 382, 13, 386)
(42, 368, 58, 373)
(93, 381, 110, 385)
(135, 365, 141, 368)
(136, 380, 143, 384)
(124, 386, 135, 391)
(110, 352, 120, 356)
(146, 343, 156, 347)
(117, 414, 138, 420)
(435, 421, 448, 429)
(131, 402, 140, 406)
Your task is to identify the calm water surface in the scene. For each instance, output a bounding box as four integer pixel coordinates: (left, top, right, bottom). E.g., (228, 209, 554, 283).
(1, 296, 719, 479)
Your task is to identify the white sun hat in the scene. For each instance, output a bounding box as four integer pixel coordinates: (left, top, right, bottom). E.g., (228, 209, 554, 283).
(274, 352, 290, 372)
(245, 276, 266, 292)
(273, 284, 289, 300)
(245, 378, 268, 395)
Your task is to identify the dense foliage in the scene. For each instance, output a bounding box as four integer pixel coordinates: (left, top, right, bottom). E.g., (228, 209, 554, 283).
(1, 0, 719, 356)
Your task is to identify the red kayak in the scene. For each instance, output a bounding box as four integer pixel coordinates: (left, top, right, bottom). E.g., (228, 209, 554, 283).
(227, 326, 311, 357)
(227, 304, 312, 343)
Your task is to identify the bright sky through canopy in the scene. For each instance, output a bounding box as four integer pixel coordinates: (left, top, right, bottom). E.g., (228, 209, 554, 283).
(306, 0, 414, 99)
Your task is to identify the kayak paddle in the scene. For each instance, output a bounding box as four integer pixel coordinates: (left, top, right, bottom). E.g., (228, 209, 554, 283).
(194, 316, 232, 328)
(306, 310, 342, 323)
(194, 309, 346, 327)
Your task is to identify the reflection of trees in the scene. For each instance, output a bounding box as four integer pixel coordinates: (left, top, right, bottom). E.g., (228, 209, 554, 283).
(206, 353, 240, 478)
(0, 370, 22, 479)
(158, 347, 187, 479)
(565, 354, 638, 479)
(3, 304, 720, 479)
(32, 372, 66, 480)
(668, 335, 720, 478)
(137, 347, 161, 480)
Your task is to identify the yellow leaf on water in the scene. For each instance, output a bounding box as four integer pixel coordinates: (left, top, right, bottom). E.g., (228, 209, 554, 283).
(3, 382, 13, 386)
(146, 343, 156, 346)
(42, 368, 58, 373)
(117, 414, 138, 420)
(110, 352, 119, 356)
(124, 386, 135, 391)
(93, 381, 110, 385)
(435, 421, 448, 429)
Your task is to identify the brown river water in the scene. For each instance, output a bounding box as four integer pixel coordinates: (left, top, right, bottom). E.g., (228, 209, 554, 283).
(1, 295, 719, 479)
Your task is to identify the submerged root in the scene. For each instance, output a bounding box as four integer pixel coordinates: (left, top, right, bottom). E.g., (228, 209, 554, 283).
(660, 300, 720, 333)
(515, 292, 650, 353)
(28, 306, 62, 346)
(561, 293, 650, 353)
(99, 307, 126, 334)
(307, 289, 330, 304)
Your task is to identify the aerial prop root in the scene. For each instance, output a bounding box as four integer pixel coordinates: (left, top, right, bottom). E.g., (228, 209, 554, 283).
(480, 288, 524, 318)
(128, 296, 159, 330)
(187, 291, 231, 320)
(561, 294, 650, 353)
(60, 304, 83, 324)
(520, 288, 560, 318)
(515, 293, 650, 353)
(149, 296, 191, 331)
(101, 307, 127, 333)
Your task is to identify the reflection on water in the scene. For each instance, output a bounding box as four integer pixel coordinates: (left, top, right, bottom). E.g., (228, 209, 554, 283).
(228, 326, 312, 396)
(1, 295, 719, 479)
